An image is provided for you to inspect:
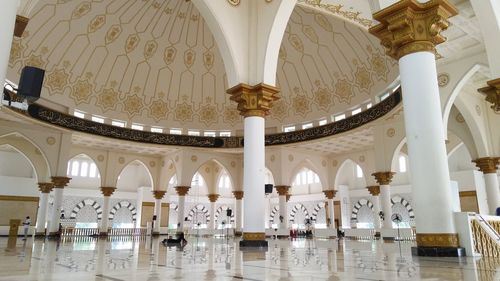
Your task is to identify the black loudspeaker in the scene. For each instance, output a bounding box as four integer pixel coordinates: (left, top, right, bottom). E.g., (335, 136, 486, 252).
(265, 184, 273, 194)
(152, 215, 157, 221)
(18, 66, 45, 102)
(226, 209, 232, 217)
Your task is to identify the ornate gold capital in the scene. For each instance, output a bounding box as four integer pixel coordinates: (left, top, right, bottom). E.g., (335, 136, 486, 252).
(38, 183, 54, 193)
(227, 83, 280, 118)
(15, 15, 29, 37)
(208, 194, 220, 203)
(152, 190, 166, 200)
(323, 190, 337, 200)
(478, 78, 500, 113)
(369, 0, 458, 60)
(472, 157, 500, 174)
(242, 232, 266, 241)
(372, 172, 395, 185)
(367, 185, 381, 196)
(416, 233, 459, 247)
(233, 191, 244, 200)
(175, 186, 190, 196)
(100, 186, 116, 197)
(51, 176, 71, 188)
(275, 185, 290, 196)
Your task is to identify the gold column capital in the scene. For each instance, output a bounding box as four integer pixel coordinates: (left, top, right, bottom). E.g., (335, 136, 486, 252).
(367, 185, 381, 196)
(372, 171, 395, 185)
(51, 176, 71, 188)
(323, 189, 337, 199)
(275, 185, 290, 196)
(478, 78, 500, 113)
(472, 157, 500, 174)
(233, 190, 244, 200)
(416, 233, 459, 247)
(152, 190, 166, 200)
(227, 83, 280, 117)
(369, 0, 458, 60)
(243, 232, 266, 241)
(38, 182, 54, 193)
(208, 194, 220, 203)
(100, 186, 116, 197)
(15, 15, 29, 37)
(175, 186, 190, 196)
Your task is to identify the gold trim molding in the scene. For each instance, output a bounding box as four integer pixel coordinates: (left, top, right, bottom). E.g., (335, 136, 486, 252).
(227, 83, 280, 118)
(243, 232, 266, 241)
(100, 186, 116, 197)
(472, 157, 500, 174)
(0, 195, 39, 202)
(323, 189, 337, 199)
(367, 185, 381, 196)
(369, 0, 458, 60)
(275, 185, 290, 196)
(208, 194, 220, 203)
(478, 78, 500, 113)
(152, 190, 166, 200)
(51, 176, 71, 188)
(372, 172, 395, 185)
(416, 233, 459, 247)
(175, 186, 190, 196)
(233, 191, 244, 200)
(38, 182, 54, 193)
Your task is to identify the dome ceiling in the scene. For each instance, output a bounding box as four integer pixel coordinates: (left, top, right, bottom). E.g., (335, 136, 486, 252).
(7, 0, 398, 132)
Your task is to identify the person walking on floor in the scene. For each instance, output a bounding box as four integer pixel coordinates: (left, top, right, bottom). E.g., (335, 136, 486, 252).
(22, 216, 31, 240)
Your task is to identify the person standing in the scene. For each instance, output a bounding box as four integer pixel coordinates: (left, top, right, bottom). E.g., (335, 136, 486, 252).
(22, 216, 31, 240)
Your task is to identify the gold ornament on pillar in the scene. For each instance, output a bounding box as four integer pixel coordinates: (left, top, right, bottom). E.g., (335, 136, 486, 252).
(152, 190, 166, 200)
(275, 185, 290, 196)
(323, 190, 337, 200)
(372, 172, 395, 185)
(367, 186, 381, 196)
(208, 194, 220, 203)
(233, 190, 244, 200)
(51, 176, 71, 188)
(472, 157, 500, 174)
(100, 186, 116, 197)
(369, 0, 458, 60)
(227, 83, 280, 118)
(243, 232, 266, 241)
(416, 233, 459, 247)
(477, 78, 500, 113)
(175, 186, 190, 196)
(38, 183, 54, 193)
(15, 15, 29, 37)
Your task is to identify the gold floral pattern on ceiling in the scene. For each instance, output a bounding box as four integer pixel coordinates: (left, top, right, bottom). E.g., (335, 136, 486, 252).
(7, 0, 397, 131)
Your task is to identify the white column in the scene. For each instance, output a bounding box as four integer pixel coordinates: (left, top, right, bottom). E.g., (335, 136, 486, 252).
(264, 196, 270, 229)
(327, 199, 335, 229)
(233, 191, 243, 233)
(371, 195, 382, 229)
(338, 185, 351, 229)
(136, 187, 144, 228)
(175, 186, 189, 232)
(209, 201, 216, 230)
(379, 186, 392, 229)
(152, 190, 165, 234)
(485, 174, 500, 214)
(100, 195, 111, 235)
(243, 116, 266, 236)
(399, 51, 456, 234)
(35, 183, 53, 235)
(0, 0, 19, 105)
(48, 188, 64, 234)
(279, 195, 287, 229)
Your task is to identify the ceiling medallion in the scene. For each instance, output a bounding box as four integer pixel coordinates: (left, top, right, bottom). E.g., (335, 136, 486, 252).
(228, 0, 240, 6)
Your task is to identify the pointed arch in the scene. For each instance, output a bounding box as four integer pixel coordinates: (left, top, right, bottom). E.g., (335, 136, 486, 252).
(214, 205, 235, 224)
(289, 203, 310, 224)
(186, 204, 210, 224)
(289, 159, 325, 189)
(67, 153, 103, 185)
(334, 158, 367, 188)
(116, 159, 154, 190)
(109, 201, 137, 222)
(70, 199, 103, 220)
(350, 199, 374, 223)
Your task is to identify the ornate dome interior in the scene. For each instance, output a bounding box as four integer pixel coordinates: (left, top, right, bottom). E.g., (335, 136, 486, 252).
(7, 0, 399, 135)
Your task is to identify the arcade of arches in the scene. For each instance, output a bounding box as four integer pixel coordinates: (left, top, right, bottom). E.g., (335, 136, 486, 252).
(0, 0, 500, 280)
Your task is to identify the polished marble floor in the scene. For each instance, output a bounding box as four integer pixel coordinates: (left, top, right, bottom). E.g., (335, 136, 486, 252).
(0, 235, 498, 281)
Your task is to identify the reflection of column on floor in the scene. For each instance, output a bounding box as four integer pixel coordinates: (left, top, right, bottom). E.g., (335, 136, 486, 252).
(174, 247, 183, 279)
(234, 242, 242, 277)
(279, 245, 288, 280)
(43, 240, 58, 280)
(338, 185, 351, 229)
(29, 240, 44, 278)
(206, 239, 216, 279)
(149, 237, 159, 279)
(96, 240, 106, 276)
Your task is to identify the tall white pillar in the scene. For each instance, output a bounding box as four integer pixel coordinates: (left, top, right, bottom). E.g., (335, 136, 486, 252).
(338, 185, 351, 229)
(99, 187, 115, 236)
(367, 186, 382, 230)
(0, 0, 19, 105)
(35, 183, 53, 235)
(48, 176, 71, 235)
(473, 158, 500, 215)
(152, 190, 166, 235)
(275, 185, 290, 230)
(208, 194, 219, 231)
(372, 173, 395, 230)
(370, 1, 460, 252)
(323, 190, 337, 229)
(233, 191, 244, 235)
(136, 187, 144, 228)
(227, 83, 279, 247)
(175, 186, 190, 233)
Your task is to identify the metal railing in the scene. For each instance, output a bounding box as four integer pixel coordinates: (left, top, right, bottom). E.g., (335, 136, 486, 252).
(470, 215, 500, 257)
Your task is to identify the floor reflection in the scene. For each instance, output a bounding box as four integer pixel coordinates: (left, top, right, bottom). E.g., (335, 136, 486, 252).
(0, 236, 498, 280)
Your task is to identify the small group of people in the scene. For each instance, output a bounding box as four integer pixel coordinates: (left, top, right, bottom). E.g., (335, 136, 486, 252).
(162, 232, 188, 246)
(289, 229, 313, 238)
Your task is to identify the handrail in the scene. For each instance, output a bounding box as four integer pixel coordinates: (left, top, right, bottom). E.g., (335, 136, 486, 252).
(476, 214, 500, 242)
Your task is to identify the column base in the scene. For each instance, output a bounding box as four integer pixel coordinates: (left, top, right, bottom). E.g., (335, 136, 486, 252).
(240, 232, 268, 249)
(152, 232, 160, 236)
(99, 232, 108, 237)
(34, 232, 46, 237)
(411, 246, 465, 257)
(47, 232, 59, 237)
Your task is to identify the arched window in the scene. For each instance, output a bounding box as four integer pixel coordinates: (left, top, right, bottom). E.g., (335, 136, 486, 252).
(191, 172, 205, 187)
(168, 175, 177, 188)
(89, 163, 97, 178)
(80, 162, 88, 177)
(356, 165, 363, 178)
(71, 161, 80, 176)
(399, 155, 407, 173)
(218, 171, 231, 189)
(292, 168, 320, 186)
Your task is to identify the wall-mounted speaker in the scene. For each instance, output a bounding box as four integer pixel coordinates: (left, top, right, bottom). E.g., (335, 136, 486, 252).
(17, 66, 45, 102)
(265, 184, 273, 194)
